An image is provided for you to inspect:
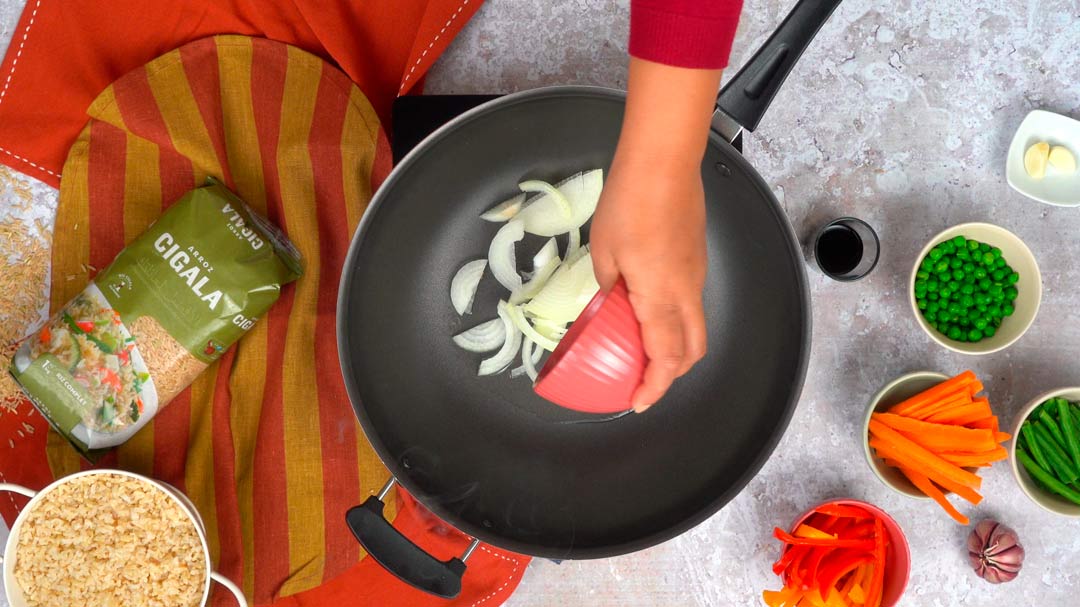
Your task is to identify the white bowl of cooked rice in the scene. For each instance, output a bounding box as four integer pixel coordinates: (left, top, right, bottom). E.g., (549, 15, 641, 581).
(1, 470, 246, 607)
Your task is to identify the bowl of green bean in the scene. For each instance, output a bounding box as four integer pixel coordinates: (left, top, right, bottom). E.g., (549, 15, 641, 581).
(1010, 388, 1080, 517)
(909, 223, 1041, 355)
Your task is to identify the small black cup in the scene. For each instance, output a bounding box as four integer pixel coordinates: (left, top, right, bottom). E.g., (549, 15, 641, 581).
(813, 217, 880, 281)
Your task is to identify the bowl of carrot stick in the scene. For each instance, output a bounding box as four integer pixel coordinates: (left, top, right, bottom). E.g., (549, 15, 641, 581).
(863, 370, 1011, 524)
(1010, 388, 1080, 517)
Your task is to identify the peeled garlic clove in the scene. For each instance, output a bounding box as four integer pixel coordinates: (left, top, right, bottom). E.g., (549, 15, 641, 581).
(1024, 142, 1050, 179)
(1049, 145, 1077, 173)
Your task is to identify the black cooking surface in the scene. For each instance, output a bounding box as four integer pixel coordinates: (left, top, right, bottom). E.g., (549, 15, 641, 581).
(392, 95, 500, 163)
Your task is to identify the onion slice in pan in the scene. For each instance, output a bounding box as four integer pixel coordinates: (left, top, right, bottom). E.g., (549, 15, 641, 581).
(452, 317, 506, 352)
(514, 169, 603, 237)
(519, 179, 572, 218)
(510, 238, 560, 305)
(523, 252, 599, 323)
(478, 302, 522, 376)
(450, 259, 486, 315)
(521, 338, 540, 381)
(480, 192, 526, 222)
(488, 220, 524, 292)
(506, 302, 560, 352)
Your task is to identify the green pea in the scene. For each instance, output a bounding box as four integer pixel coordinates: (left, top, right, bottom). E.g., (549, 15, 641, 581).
(939, 288, 952, 299)
(1005, 286, 1018, 301)
(961, 283, 975, 295)
(978, 278, 992, 291)
(917, 299, 929, 310)
(979, 242, 991, 253)
(948, 281, 961, 292)
(928, 292, 939, 301)
(977, 305, 988, 313)
(974, 292, 989, 305)
(974, 267, 987, 279)
(927, 302, 940, 313)
(947, 326, 963, 340)
(948, 302, 963, 314)
(927, 280, 939, 292)
(992, 269, 1006, 281)
(984, 325, 996, 337)
(960, 294, 974, 308)
(962, 262, 974, 273)
(925, 309, 937, 321)
(981, 252, 995, 265)
(1002, 264, 1014, 275)
(916, 270, 930, 281)
(988, 304, 1002, 317)
(974, 318, 988, 330)
(938, 272, 952, 283)
(991, 247, 1002, 258)
(949, 258, 962, 270)
(921, 257, 935, 270)
(914, 279, 927, 290)
(928, 248, 943, 261)
(934, 261, 950, 273)
(967, 240, 981, 251)
(1004, 304, 1015, 317)
(951, 269, 964, 281)
(1007, 272, 1019, 285)
(928, 321, 938, 330)
(995, 257, 1006, 268)
(942, 241, 956, 254)
(969, 329, 983, 341)
(952, 235, 966, 248)
(956, 248, 971, 261)
(963, 273, 976, 285)
(989, 283, 1003, 295)
(938, 311, 950, 323)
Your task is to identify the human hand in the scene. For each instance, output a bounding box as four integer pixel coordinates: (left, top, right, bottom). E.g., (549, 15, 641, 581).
(589, 154, 707, 413)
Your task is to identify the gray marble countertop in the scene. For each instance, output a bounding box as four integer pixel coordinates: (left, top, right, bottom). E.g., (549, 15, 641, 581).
(3, 0, 1080, 605)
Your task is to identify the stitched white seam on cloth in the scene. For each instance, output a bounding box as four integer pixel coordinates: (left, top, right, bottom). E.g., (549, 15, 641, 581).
(0, 146, 59, 177)
(399, 0, 470, 93)
(469, 545, 523, 607)
(0, 0, 41, 108)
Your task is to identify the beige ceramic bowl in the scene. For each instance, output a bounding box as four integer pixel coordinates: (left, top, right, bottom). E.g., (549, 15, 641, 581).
(863, 371, 949, 498)
(909, 223, 1041, 355)
(1009, 388, 1080, 517)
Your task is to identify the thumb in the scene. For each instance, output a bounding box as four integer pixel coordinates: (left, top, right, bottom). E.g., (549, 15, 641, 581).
(589, 242, 620, 292)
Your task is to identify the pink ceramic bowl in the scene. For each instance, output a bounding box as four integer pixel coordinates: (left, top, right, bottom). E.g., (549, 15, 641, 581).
(783, 499, 911, 607)
(534, 279, 645, 414)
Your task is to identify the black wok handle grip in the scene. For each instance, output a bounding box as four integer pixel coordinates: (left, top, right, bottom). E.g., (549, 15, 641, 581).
(345, 478, 477, 599)
(716, 0, 843, 133)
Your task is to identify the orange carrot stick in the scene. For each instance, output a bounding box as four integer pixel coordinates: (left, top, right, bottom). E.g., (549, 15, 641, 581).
(887, 371, 976, 417)
(966, 415, 997, 431)
(872, 412, 997, 452)
(925, 401, 993, 425)
(869, 419, 983, 489)
(873, 440, 983, 504)
(897, 389, 971, 421)
(898, 466, 970, 525)
(939, 447, 1008, 467)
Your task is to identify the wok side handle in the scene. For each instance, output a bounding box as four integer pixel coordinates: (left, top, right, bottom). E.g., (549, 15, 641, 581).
(345, 478, 477, 599)
(714, 0, 843, 139)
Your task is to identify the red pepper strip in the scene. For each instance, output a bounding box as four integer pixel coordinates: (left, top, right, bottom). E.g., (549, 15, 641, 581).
(817, 550, 874, 594)
(786, 544, 812, 589)
(866, 518, 886, 607)
(802, 545, 830, 591)
(774, 544, 809, 576)
(773, 528, 875, 549)
(75, 320, 95, 333)
(846, 521, 876, 538)
(814, 504, 873, 520)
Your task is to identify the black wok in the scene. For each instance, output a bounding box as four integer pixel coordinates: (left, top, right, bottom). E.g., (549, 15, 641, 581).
(339, 0, 840, 598)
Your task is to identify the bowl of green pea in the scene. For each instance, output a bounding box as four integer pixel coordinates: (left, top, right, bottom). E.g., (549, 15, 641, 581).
(910, 223, 1041, 355)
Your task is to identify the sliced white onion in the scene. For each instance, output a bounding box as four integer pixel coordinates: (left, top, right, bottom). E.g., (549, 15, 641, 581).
(505, 302, 560, 352)
(566, 227, 581, 261)
(532, 237, 559, 270)
(519, 179, 572, 218)
(514, 169, 603, 237)
(450, 259, 486, 315)
(509, 365, 528, 378)
(479, 302, 522, 376)
(532, 318, 567, 341)
(530, 339, 544, 364)
(452, 318, 506, 352)
(509, 249, 561, 300)
(521, 338, 539, 381)
(480, 192, 526, 222)
(523, 252, 599, 323)
(488, 220, 524, 292)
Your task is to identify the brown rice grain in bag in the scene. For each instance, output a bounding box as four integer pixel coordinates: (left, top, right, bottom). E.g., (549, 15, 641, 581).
(9, 179, 302, 458)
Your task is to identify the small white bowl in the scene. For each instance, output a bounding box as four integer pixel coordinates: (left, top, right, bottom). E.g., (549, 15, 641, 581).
(863, 371, 949, 498)
(1009, 388, 1080, 517)
(909, 223, 1041, 355)
(1006, 110, 1080, 206)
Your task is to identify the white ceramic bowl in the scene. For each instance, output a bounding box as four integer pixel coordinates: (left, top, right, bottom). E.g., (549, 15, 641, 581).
(1009, 388, 1080, 517)
(1006, 110, 1080, 206)
(863, 371, 948, 498)
(0, 470, 246, 607)
(909, 223, 1041, 355)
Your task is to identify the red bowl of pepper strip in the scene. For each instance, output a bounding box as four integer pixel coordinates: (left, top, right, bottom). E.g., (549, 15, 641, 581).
(763, 500, 910, 607)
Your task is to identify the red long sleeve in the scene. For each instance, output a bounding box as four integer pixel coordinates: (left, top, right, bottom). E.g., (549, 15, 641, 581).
(629, 0, 744, 69)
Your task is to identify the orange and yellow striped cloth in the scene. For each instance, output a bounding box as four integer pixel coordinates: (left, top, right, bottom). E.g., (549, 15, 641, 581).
(2, 35, 526, 607)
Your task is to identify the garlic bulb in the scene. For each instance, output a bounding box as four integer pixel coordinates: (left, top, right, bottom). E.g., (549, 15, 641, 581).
(967, 520, 1024, 583)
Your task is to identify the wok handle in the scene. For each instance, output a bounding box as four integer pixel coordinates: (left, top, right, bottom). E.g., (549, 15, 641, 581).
(345, 478, 478, 599)
(715, 0, 843, 137)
